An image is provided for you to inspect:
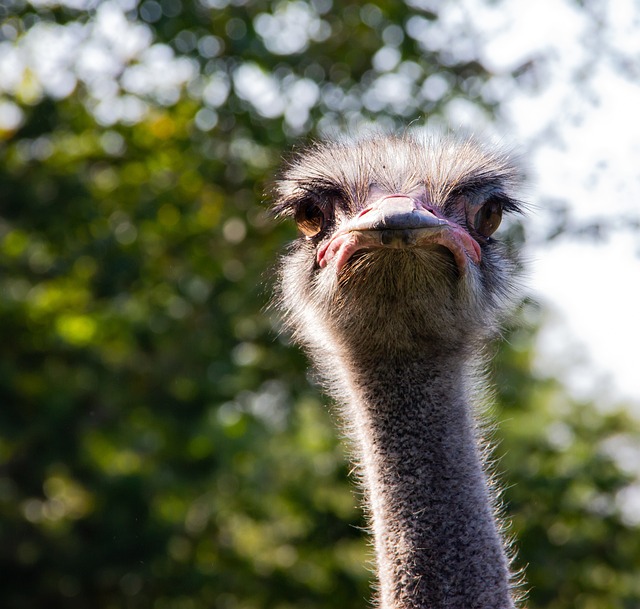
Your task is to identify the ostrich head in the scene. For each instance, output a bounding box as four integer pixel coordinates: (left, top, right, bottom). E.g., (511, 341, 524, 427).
(274, 133, 523, 365)
(272, 132, 525, 609)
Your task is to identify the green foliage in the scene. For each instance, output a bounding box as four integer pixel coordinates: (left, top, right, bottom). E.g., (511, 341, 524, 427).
(0, 1, 638, 608)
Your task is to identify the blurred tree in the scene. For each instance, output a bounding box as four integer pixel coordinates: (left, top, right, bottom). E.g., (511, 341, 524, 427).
(496, 304, 640, 608)
(0, 1, 638, 608)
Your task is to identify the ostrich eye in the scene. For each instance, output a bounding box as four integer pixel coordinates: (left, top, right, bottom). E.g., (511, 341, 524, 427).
(295, 201, 326, 237)
(472, 198, 503, 238)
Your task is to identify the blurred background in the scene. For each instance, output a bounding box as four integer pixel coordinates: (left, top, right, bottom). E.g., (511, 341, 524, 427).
(1, 0, 639, 608)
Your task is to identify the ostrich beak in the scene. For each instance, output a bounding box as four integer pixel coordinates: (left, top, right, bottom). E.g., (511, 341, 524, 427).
(317, 195, 482, 274)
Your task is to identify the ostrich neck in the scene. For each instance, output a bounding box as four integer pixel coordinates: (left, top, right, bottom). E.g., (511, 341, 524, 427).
(341, 353, 514, 609)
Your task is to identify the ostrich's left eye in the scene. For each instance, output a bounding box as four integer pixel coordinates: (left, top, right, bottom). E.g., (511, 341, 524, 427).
(295, 201, 326, 237)
(471, 197, 503, 238)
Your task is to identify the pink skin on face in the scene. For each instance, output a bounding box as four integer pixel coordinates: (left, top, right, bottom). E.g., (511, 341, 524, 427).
(317, 195, 482, 274)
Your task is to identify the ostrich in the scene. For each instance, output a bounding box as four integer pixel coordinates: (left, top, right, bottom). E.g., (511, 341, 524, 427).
(272, 132, 523, 609)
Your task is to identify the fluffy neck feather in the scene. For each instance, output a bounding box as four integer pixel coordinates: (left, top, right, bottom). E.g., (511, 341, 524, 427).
(338, 353, 514, 609)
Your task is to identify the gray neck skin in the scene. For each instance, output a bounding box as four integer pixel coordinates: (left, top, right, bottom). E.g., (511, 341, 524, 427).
(341, 353, 514, 609)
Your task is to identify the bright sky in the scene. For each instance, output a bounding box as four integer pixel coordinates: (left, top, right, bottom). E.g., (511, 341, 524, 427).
(459, 0, 640, 407)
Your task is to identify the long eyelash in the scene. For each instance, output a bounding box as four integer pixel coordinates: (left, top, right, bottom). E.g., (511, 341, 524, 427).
(274, 183, 344, 218)
(271, 198, 298, 218)
(497, 195, 525, 215)
(302, 183, 346, 205)
(444, 188, 524, 217)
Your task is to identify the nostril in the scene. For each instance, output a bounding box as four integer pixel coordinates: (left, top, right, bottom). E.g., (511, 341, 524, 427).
(418, 203, 442, 217)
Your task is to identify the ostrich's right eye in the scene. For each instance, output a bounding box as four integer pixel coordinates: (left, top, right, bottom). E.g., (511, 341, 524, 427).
(295, 201, 326, 237)
(473, 197, 503, 238)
